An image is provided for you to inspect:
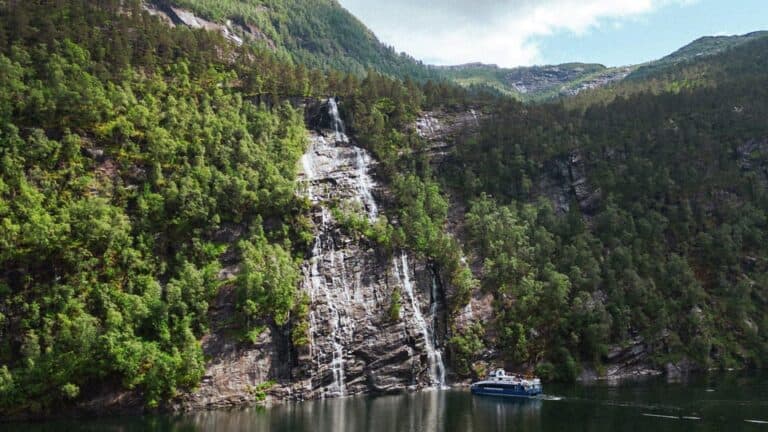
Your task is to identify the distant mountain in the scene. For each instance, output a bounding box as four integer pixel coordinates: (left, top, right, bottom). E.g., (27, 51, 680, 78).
(558, 31, 768, 109)
(629, 31, 768, 80)
(149, 2, 767, 102)
(439, 32, 768, 102)
(437, 62, 633, 101)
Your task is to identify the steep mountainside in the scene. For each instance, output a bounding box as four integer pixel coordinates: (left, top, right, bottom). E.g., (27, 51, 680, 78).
(0, 0, 472, 418)
(439, 32, 768, 102)
(438, 36, 768, 381)
(2, 0, 768, 421)
(151, 0, 439, 80)
(629, 31, 768, 79)
(146, 2, 767, 103)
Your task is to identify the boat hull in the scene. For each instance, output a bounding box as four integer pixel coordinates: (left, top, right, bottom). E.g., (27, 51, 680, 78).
(471, 385, 542, 398)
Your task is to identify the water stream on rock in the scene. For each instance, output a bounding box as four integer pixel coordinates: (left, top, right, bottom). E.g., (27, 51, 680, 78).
(299, 97, 446, 398)
(394, 252, 447, 388)
(353, 146, 379, 220)
(301, 100, 356, 398)
(327, 97, 346, 143)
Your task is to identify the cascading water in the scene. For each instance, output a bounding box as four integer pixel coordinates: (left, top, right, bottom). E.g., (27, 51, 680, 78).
(298, 97, 447, 398)
(430, 274, 440, 320)
(327, 97, 346, 143)
(353, 147, 379, 220)
(300, 97, 379, 398)
(394, 252, 446, 388)
(305, 207, 349, 397)
(470, 109, 480, 127)
(301, 100, 357, 398)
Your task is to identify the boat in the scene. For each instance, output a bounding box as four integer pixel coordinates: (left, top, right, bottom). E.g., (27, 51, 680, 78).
(470, 369, 543, 398)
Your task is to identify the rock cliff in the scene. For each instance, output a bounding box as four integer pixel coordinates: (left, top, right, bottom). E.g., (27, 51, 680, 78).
(175, 99, 448, 411)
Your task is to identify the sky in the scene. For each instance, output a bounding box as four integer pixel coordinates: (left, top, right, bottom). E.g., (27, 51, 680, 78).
(337, 0, 768, 68)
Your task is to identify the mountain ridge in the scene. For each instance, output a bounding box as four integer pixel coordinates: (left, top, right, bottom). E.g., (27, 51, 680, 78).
(151, 0, 440, 80)
(151, 1, 767, 101)
(628, 30, 768, 79)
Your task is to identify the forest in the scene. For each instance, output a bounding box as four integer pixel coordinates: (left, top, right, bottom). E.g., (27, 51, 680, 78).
(1, 0, 767, 416)
(0, 0, 320, 412)
(445, 36, 768, 379)
(165, 0, 441, 80)
(0, 0, 471, 414)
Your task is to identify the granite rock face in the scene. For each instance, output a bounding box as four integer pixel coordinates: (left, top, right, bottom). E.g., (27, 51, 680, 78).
(537, 150, 602, 215)
(294, 100, 446, 398)
(558, 67, 633, 97)
(176, 99, 447, 411)
(143, 1, 275, 48)
(174, 286, 292, 411)
(415, 109, 601, 216)
(415, 109, 498, 375)
(507, 65, 600, 95)
(415, 108, 482, 164)
(738, 138, 768, 187)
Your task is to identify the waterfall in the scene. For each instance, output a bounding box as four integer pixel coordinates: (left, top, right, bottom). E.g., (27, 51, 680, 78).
(394, 252, 446, 388)
(430, 274, 439, 319)
(353, 147, 379, 220)
(298, 97, 446, 398)
(327, 97, 346, 143)
(326, 97, 378, 221)
(322, 209, 348, 398)
(470, 109, 480, 127)
(300, 150, 316, 183)
(302, 135, 351, 397)
(298, 98, 383, 398)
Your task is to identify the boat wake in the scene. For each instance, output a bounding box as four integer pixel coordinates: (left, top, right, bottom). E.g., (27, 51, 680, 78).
(641, 413, 701, 421)
(536, 395, 684, 412)
(642, 413, 680, 420)
(536, 394, 564, 401)
(555, 395, 680, 411)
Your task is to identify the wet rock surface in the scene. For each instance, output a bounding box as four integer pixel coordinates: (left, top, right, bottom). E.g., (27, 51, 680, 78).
(293, 100, 446, 399)
(538, 150, 602, 215)
(176, 100, 447, 412)
(414, 109, 498, 371)
(415, 108, 482, 164)
(738, 138, 768, 187)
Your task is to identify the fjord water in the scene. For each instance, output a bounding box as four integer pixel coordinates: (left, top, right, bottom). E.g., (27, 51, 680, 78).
(12, 373, 768, 431)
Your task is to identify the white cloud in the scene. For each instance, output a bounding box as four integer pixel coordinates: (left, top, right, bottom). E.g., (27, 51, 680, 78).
(338, 0, 693, 66)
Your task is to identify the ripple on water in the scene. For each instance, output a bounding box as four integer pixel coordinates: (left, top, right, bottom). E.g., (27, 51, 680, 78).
(642, 414, 680, 420)
(537, 395, 564, 401)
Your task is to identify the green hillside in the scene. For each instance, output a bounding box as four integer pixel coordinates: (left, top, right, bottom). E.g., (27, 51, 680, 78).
(629, 31, 768, 80)
(443, 37, 768, 379)
(562, 32, 768, 110)
(0, 0, 471, 415)
(2, 0, 768, 418)
(159, 0, 439, 80)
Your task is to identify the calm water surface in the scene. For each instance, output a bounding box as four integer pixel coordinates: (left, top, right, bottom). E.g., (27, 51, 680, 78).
(12, 373, 768, 431)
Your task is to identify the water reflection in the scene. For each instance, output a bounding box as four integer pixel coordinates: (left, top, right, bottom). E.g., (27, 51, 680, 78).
(179, 390, 541, 432)
(472, 395, 542, 431)
(11, 373, 768, 432)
